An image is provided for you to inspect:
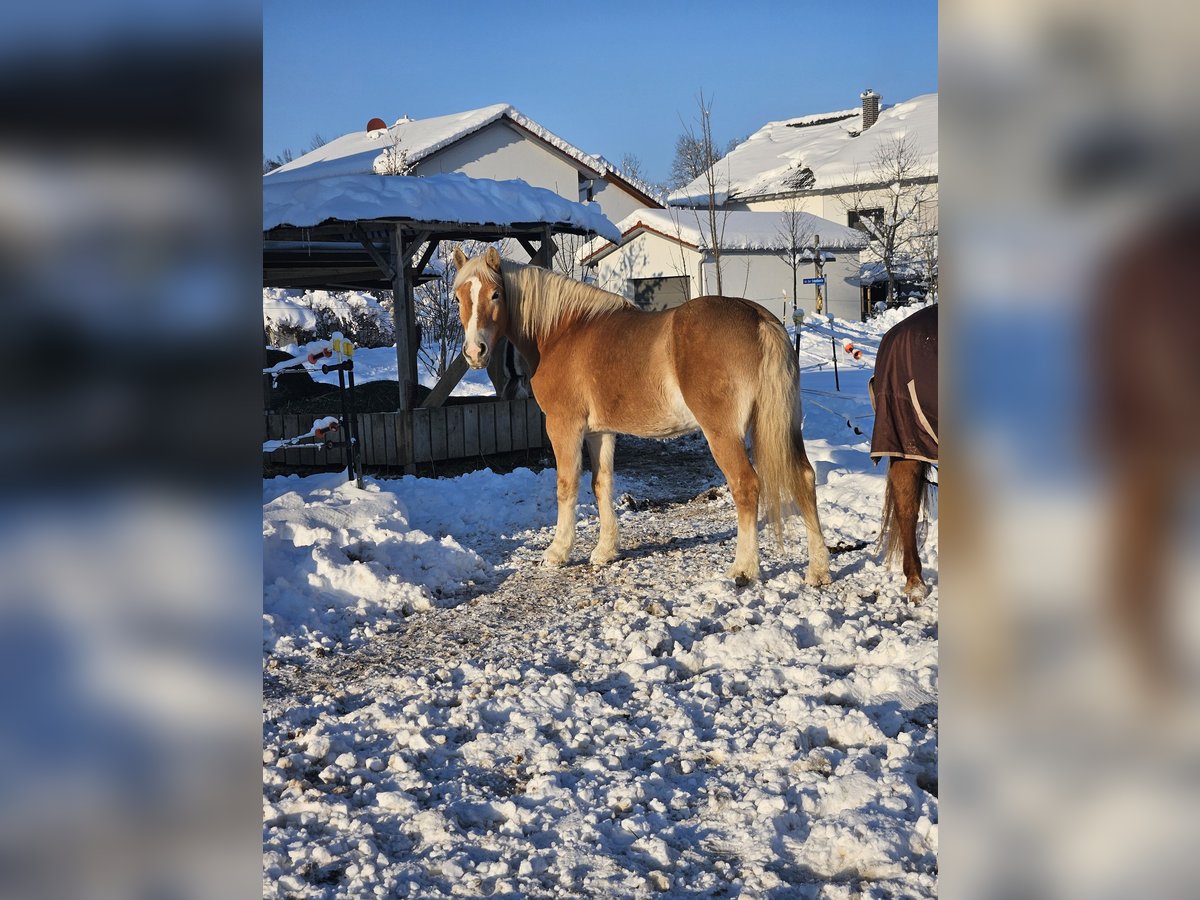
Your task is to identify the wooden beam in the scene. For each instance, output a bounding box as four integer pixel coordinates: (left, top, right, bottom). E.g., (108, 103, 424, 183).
(517, 238, 539, 261)
(418, 354, 469, 409)
(410, 238, 439, 281)
(351, 223, 395, 280)
(262, 265, 385, 285)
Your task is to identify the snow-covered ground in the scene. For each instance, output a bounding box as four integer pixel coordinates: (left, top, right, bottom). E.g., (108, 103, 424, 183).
(263, 304, 938, 897)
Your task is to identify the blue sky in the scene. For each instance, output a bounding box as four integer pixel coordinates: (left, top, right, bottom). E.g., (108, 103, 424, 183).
(264, 0, 937, 187)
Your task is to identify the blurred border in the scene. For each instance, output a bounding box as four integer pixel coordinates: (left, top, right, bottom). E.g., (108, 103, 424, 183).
(0, 6, 262, 899)
(943, 1, 1200, 896)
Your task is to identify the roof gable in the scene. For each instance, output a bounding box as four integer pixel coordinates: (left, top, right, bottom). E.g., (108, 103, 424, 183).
(266, 105, 660, 206)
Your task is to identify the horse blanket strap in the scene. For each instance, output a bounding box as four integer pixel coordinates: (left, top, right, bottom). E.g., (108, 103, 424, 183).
(869, 304, 938, 464)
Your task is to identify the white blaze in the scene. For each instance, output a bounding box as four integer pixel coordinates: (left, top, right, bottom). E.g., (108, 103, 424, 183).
(463, 276, 489, 365)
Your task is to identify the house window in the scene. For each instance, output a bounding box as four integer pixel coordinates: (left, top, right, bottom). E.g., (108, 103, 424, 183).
(848, 207, 884, 238)
(578, 173, 594, 203)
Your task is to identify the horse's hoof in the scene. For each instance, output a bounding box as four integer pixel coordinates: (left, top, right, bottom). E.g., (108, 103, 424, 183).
(805, 567, 832, 587)
(589, 547, 618, 567)
(726, 564, 758, 585)
(542, 548, 568, 568)
(905, 582, 928, 603)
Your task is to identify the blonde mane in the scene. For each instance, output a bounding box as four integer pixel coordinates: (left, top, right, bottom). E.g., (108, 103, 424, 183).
(454, 256, 634, 344)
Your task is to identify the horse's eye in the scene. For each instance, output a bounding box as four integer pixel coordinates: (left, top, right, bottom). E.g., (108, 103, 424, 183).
(491, 291, 499, 301)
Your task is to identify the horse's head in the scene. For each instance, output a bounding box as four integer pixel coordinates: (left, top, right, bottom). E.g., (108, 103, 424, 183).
(452, 245, 507, 369)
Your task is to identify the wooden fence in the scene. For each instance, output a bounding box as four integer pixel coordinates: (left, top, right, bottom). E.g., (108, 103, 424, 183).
(263, 397, 547, 471)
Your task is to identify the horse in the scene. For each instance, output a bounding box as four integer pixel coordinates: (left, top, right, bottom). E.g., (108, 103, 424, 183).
(869, 303, 938, 600)
(451, 245, 831, 587)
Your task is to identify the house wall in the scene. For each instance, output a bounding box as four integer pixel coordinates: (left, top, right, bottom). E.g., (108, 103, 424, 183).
(413, 121, 584, 201)
(416, 121, 656, 276)
(589, 230, 701, 300)
(590, 180, 648, 226)
(589, 234, 864, 322)
(701, 252, 863, 322)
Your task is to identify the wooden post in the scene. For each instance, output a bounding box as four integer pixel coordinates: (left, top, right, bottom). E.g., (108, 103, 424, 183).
(534, 226, 557, 269)
(391, 226, 417, 472)
(812, 233, 823, 315)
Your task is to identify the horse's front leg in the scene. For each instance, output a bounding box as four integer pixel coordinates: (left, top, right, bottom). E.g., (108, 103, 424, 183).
(585, 432, 619, 566)
(543, 417, 585, 567)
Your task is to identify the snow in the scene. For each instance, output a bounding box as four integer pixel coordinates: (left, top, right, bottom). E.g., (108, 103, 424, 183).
(263, 289, 392, 342)
(266, 105, 518, 183)
(263, 305, 938, 896)
(263, 172, 622, 244)
(265, 103, 652, 204)
(263, 293, 318, 333)
(670, 93, 938, 206)
(580, 207, 868, 263)
(284, 343, 497, 397)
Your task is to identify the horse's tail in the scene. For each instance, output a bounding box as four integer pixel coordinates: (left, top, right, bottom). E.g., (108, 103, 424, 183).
(751, 319, 821, 548)
(878, 458, 933, 565)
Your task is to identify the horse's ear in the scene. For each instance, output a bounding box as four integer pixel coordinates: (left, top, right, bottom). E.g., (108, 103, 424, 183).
(484, 246, 501, 270)
(452, 246, 467, 270)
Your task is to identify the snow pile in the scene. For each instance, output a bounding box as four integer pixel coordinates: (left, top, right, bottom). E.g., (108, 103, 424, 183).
(262, 475, 490, 658)
(581, 207, 868, 262)
(264, 288, 394, 348)
(670, 93, 938, 206)
(263, 172, 621, 244)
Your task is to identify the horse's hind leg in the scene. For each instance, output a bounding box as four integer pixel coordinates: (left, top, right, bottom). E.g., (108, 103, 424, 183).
(796, 450, 832, 586)
(585, 432, 619, 566)
(704, 430, 761, 584)
(544, 417, 585, 567)
(888, 458, 926, 600)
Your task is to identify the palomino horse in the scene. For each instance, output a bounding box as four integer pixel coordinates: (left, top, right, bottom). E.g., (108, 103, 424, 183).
(869, 303, 938, 600)
(452, 246, 831, 586)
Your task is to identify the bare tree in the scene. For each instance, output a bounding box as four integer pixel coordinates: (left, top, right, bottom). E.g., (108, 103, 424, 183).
(553, 233, 592, 281)
(619, 152, 646, 184)
(262, 147, 294, 173)
(910, 225, 939, 302)
(773, 196, 816, 315)
(839, 134, 933, 305)
(307, 132, 328, 152)
(378, 129, 414, 176)
(676, 91, 732, 295)
(668, 133, 737, 191)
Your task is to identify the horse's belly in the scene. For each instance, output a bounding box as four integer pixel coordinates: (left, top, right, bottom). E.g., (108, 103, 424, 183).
(590, 395, 700, 439)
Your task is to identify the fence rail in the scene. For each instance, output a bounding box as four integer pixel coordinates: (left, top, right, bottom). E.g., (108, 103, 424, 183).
(263, 397, 548, 470)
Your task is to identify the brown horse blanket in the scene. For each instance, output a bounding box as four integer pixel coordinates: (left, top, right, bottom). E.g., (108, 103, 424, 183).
(869, 304, 938, 464)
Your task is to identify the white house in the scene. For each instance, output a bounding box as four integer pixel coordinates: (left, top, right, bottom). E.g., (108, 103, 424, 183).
(668, 91, 938, 315)
(580, 208, 868, 322)
(266, 104, 662, 243)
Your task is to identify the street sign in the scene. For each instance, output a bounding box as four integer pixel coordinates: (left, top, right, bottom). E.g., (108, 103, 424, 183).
(803, 277, 826, 285)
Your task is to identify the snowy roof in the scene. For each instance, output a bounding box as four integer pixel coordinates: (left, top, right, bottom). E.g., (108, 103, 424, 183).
(579, 207, 867, 263)
(263, 172, 622, 243)
(669, 93, 938, 206)
(265, 103, 656, 203)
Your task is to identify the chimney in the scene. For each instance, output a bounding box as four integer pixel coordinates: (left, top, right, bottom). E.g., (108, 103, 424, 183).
(860, 89, 881, 131)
